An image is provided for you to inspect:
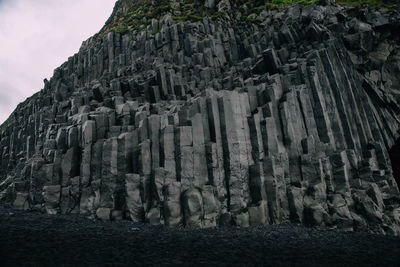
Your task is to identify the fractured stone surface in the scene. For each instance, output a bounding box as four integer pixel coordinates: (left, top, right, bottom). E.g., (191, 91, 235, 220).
(1, 1, 400, 235)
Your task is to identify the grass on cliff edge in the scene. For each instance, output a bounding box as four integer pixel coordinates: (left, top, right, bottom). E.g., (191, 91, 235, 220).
(335, 0, 400, 8)
(265, 0, 399, 8)
(99, 0, 399, 37)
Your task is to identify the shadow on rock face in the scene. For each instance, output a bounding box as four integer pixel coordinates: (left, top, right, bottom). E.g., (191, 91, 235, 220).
(389, 138, 400, 191)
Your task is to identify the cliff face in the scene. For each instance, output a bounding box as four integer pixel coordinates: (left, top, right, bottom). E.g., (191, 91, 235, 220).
(1, 0, 400, 234)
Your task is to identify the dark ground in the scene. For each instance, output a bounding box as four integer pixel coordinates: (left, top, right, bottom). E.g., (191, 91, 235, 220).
(0, 206, 399, 267)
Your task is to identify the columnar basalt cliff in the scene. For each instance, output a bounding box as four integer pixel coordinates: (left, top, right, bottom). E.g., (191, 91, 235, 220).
(1, 0, 400, 235)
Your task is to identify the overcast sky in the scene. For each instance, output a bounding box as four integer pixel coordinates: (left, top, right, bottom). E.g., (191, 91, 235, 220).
(0, 0, 116, 124)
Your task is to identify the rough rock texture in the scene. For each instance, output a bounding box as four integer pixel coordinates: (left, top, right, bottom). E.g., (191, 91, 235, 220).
(1, 0, 400, 235)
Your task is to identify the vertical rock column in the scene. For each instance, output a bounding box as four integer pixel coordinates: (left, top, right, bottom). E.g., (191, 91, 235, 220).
(97, 137, 118, 220)
(175, 126, 193, 191)
(218, 91, 250, 223)
(206, 92, 227, 214)
(191, 113, 208, 187)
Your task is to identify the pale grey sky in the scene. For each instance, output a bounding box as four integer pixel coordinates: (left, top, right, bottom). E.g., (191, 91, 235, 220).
(0, 0, 116, 124)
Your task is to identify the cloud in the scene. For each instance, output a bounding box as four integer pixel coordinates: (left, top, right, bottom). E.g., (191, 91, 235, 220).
(0, 0, 116, 124)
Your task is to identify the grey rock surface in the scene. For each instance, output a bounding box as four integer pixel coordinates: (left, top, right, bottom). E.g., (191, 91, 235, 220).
(1, 0, 400, 235)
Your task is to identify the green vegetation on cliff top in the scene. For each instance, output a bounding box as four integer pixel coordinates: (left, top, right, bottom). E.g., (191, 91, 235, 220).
(96, 0, 399, 39)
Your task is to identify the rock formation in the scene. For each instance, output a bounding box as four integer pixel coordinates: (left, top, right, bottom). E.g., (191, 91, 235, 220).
(1, 0, 400, 235)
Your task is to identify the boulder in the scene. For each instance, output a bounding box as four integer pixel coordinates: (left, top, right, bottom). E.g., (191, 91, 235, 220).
(182, 188, 203, 228)
(96, 207, 111, 220)
(42, 185, 61, 214)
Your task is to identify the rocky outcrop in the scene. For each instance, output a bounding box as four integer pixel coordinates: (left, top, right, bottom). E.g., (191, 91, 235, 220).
(1, 0, 400, 235)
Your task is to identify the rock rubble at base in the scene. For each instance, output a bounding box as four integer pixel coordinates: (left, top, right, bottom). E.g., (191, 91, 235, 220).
(1, 1, 400, 235)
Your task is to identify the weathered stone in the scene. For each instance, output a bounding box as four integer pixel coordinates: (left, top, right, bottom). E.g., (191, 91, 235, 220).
(56, 128, 67, 151)
(96, 207, 111, 220)
(125, 174, 144, 222)
(42, 185, 61, 214)
(249, 163, 266, 203)
(329, 193, 353, 231)
(60, 186, 70, 214)
(111, 210, 124, 220)
(68, 127, 79, 148)
(367, 183, 385, 211)
(304, 199, 329, 226)
(82, 120, 97, 145)
(202, 185, 218, 228)
(79, 186, 94, 215)
(288, 187, 304, 223)
(176, 126, 192, 147)
(262, 48, 281, 75)
(60, 176, 80, 214)
(182, 188, 203, 228)
(192, 113, 208, 187)
(30, 157, 46, 204)
(1, 1, 400, 235)
(138, 140, 151, 176)
(234, 212, 250, 227)
(353, 190, 383, 224)
(162, 126, 176, 175)
(100, 138, 119, 209)
(61, 147, 80, 186)
(146, 207, 161, 225)
(149, 115, 160, 169)
(164, 181, 182, 227)
(13, 192, 29, 210)
(249, 201, 268, 226)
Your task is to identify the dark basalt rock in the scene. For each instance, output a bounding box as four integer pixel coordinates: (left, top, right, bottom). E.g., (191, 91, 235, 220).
(0, 0, 400, 235)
